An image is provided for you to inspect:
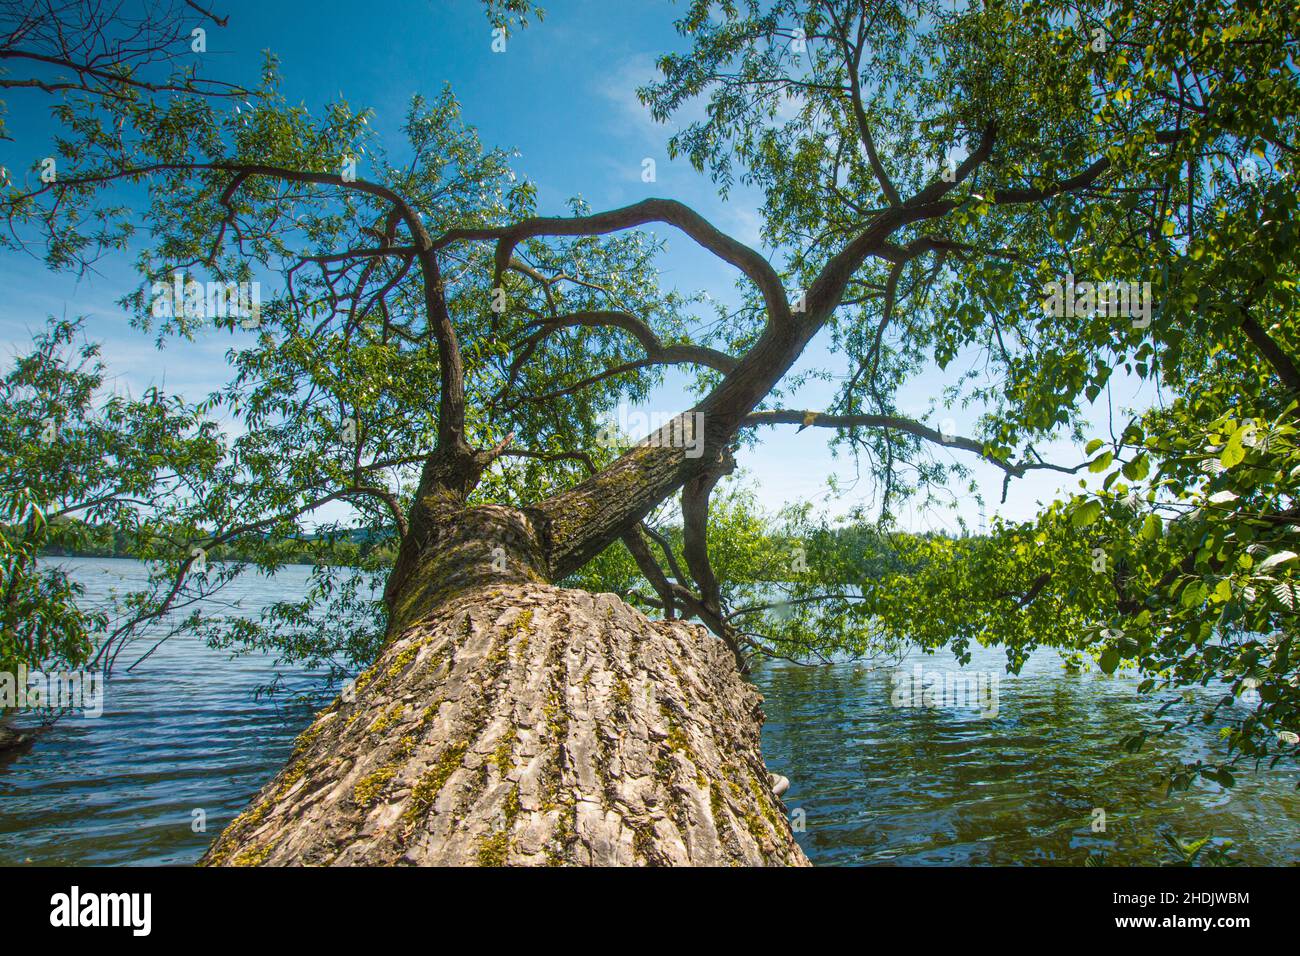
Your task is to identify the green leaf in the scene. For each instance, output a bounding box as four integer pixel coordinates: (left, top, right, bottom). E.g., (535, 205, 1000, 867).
(1220, 430, 1247, 468)
(1122, 453, 1150, 481)
(1181, 581, 1207, 608)
(1072, 500, 1103, 528)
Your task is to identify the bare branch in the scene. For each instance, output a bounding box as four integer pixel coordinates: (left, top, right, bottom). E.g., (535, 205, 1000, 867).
(741, 409, 1088, 481)
(434, 198, 794, 330)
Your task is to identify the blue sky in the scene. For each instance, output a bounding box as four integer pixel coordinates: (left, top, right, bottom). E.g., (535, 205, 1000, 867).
(0, 0, 1150, 532)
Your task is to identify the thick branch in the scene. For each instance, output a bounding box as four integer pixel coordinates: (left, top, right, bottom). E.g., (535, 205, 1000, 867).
(1240, 309, 1300, 397)
(680, 448, 736, 621)
(435, 199, 794, 329)
(622, 524, 677, 620)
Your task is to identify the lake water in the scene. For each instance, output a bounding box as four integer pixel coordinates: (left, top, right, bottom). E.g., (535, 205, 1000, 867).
(1, 556, 1297, 866)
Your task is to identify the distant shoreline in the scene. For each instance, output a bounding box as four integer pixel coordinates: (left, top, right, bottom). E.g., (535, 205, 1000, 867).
(26, 518, 398, 568)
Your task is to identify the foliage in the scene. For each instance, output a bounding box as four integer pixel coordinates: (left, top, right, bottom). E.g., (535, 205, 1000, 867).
(637, 0, 1300, 777)
(567, 479, 907, 664)
(1, 0, 1297, 798)
(0, 317, 223, 673)
(1159, 831, 1240, 867)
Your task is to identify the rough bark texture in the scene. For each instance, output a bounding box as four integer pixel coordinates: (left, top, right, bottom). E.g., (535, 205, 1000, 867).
(202, 510, 807, 866)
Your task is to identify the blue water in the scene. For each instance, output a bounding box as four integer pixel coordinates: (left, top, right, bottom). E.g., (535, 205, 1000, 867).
(1, 557, 1297, 865)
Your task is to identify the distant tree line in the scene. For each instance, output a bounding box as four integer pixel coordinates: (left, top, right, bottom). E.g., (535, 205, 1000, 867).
(22, 518, 400, 567)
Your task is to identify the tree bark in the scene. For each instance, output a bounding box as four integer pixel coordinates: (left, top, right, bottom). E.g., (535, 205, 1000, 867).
(202, 505, 807, 866)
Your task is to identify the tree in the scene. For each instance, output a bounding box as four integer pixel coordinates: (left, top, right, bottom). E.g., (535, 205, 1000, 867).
(4, 0, 1296, 863)
(0, 317, 224, 678)
(0, 0, 252, 691)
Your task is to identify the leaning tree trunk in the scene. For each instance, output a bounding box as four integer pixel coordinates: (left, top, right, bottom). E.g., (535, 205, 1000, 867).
(202, 504, 807, 866)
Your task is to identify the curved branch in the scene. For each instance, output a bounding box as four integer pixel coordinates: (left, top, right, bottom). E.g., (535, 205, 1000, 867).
(741, 409, 1088, 480)
(39, 159, 470, 458)
(835, 8, 900, 206)
(524, 311, 738, 374)
(434, 198, 794, 329)
(622, 523, 677, 620)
